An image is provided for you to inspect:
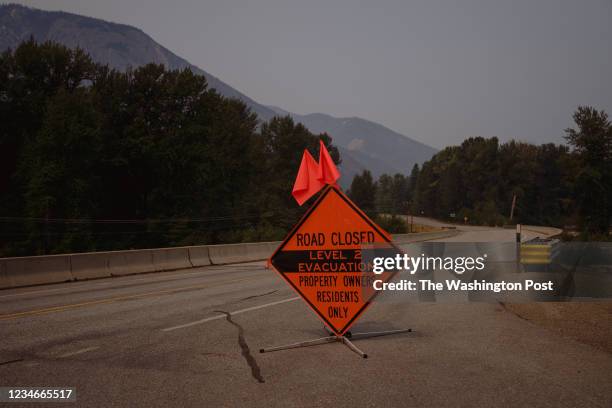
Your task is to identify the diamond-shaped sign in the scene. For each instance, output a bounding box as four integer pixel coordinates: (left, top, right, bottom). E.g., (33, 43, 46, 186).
(269, 185, 402, 335)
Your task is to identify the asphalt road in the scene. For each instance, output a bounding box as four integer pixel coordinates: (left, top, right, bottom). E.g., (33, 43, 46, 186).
(1, 224, 610, 407)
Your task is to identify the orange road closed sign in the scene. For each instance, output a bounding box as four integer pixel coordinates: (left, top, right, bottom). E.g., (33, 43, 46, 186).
(269, 185, 403, 335)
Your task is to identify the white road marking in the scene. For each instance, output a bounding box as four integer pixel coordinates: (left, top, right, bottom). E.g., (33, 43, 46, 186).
(59, 346, 99, 358)
(162, 296, 300, 332)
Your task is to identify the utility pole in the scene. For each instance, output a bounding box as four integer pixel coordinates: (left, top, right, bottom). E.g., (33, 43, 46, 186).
(405, 202, 414, 233)
(516, 223, 522, 272)
(509, 194, 517, 221)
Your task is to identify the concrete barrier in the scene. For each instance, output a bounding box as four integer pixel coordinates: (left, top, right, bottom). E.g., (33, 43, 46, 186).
(188, 245, 212, 267)
(0, 230, 463, 289)
(0, 259, 8, 289)
(107, 249, 156, 277)
(152, 247, 192, 271)
(70, 252, 111, 280)
(0, 254, 73, 288)
(208, 241, 280, 265)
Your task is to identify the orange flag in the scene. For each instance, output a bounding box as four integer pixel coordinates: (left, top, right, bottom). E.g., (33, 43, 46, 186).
(317, 140, 341, 185)
(292, 149, 325, 205)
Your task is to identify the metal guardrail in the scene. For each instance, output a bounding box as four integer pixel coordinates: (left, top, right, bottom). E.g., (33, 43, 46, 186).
(520, 238, 560, 265)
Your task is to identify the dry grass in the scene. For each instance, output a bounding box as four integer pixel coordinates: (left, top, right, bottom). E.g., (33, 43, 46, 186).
(504, 302, 612, 353)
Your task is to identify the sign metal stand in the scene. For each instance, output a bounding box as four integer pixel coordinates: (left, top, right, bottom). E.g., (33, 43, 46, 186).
(260, 328, 412, 359)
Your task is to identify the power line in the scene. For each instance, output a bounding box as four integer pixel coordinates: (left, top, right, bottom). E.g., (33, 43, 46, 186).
(0, 211, 301, 224)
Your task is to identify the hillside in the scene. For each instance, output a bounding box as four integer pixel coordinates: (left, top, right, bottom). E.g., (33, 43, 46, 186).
(0, 3, 437, 185)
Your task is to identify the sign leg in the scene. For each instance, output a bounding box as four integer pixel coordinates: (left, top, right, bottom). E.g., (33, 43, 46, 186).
(259, 336, 336, 353)
(350, 328, 412, 340)
(259, 328, 412, 358)
(341, 337, 368, 358)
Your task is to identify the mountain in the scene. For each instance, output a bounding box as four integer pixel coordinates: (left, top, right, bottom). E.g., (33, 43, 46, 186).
(266, 106, 437, 182)
(0, 3, 277, 121)
(293, 113, 436, 181)
(0, 4, 437, 186)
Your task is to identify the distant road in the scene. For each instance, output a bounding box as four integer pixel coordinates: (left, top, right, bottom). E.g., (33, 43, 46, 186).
(1, 223, 608, 407)
(410, 215, 562, 242)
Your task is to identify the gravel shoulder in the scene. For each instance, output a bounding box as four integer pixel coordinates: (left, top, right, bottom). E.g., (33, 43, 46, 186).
(503, 302, 612, 353)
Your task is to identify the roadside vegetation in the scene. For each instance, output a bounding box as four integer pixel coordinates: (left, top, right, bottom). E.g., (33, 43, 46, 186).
(1, 40, 609, 256)
(0, 40, 340, 256)
(349, 108, 611, 240)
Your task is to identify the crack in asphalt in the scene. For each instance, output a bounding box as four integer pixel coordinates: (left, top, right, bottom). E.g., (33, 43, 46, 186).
(215, 310, 265, 383)
(498, 301, 532, 322)
(240, 290, 278, 301)
(0, 358, 23, 366)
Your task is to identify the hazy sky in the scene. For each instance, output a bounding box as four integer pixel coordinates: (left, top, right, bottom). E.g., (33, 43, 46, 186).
(15, 0, 612, 148)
